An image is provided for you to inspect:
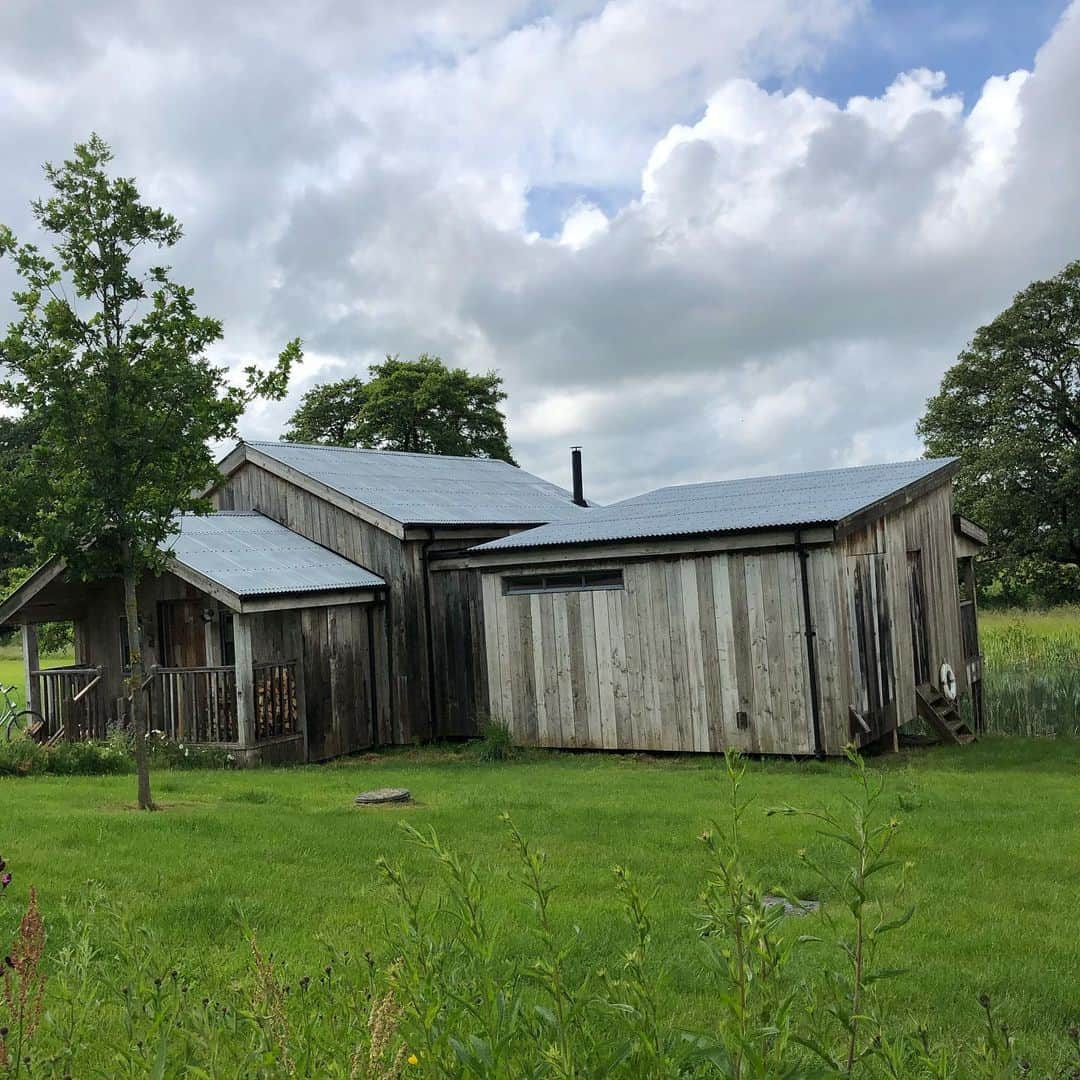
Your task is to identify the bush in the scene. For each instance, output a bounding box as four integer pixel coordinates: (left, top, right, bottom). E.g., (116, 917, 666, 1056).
(41, 738, 130, 776)
(144, 730, 235, 770)
(0, 731, 233, 777)
(0, 735, 45, 776)
(475, 717, 515, 762)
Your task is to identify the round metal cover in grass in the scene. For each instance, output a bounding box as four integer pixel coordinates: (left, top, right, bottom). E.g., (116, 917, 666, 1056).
(354, 787, 411, 805)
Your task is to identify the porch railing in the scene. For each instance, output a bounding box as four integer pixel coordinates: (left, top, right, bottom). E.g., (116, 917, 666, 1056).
(253, 661, 299, 741)
(149, 662, 299, 745)
(151, 666, 239, 744)
(33, 666, 107, 741)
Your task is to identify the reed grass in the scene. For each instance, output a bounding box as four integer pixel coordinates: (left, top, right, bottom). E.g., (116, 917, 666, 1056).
(980, 608, 1080, 736)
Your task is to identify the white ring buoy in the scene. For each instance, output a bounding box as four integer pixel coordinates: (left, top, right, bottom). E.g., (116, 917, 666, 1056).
(939, 662, 958, 701)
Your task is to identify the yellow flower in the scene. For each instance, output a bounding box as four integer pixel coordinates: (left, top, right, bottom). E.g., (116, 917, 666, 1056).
(407, 1054, 419, 1066)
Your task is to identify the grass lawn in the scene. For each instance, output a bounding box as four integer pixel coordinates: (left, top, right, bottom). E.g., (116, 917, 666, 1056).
(0, 641, 75, 710)
(3, 737, 1079, 1067)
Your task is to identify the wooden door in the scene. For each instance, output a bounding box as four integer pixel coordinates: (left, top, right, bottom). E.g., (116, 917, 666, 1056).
(907, 550, 931, 686)
(845, 554, 896, 741)
(157, 600, 208, 668)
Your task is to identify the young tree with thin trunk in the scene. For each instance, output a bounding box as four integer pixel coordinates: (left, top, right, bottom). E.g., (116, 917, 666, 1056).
(0, 135, 301, 809)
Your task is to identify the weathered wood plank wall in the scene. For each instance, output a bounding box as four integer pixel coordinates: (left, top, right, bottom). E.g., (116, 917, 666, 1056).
(426, 567, 488, 736)
(213, 462, 405, 741)
(247, 603, 376, 759)
(482, 552, 816, 754)
(480, 481, 967, 757)
(813, 479, 965, 751)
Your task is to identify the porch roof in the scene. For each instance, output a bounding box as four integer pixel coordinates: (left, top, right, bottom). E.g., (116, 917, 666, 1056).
(0, 512, 386, 625)
(166, 512, 385, 597)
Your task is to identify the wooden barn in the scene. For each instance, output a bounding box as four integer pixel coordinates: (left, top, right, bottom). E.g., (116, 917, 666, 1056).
(0, 440, 589, 762)
(442, 458, 987, 756)
(0, 444, 986, 761)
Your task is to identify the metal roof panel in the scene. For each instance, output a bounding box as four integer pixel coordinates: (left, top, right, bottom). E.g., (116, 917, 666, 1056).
(166, 512, 386, 596)
(243, 441, 593, 526)
(473, 459, 958, 552)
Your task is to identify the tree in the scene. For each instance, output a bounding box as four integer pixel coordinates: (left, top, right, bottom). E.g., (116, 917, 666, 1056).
(283, 376, 366, 445)
(918, 258, 1080, 604)
(0, 414, 40, 575)
(0, 135, 301, 808)
(284, 354, 516, 463)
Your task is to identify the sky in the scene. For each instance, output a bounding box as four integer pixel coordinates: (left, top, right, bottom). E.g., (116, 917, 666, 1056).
(1, 0, 1077, 503)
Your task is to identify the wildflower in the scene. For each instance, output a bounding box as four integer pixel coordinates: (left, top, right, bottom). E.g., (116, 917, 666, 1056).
(407, 1054, 419, 1066)
(1, 873, 10, 889)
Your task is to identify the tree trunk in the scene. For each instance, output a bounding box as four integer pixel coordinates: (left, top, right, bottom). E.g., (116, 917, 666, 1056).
(122, 563, 155, 811)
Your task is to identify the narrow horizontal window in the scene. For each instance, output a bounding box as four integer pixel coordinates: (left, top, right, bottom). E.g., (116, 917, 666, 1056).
(502, 569, 624, 595)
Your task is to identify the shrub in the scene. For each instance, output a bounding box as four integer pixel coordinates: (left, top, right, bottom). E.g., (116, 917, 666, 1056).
(145, 731, 234, 770)
(43, 738, 131, 776)
(0, 731, 233, 777)
(0, 736, 46, 776)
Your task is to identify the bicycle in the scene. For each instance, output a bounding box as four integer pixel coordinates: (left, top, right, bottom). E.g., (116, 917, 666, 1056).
(1, 683, 45, 742)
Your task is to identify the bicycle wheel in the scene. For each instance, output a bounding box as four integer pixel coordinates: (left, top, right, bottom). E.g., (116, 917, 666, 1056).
(6, 709, 45, 742)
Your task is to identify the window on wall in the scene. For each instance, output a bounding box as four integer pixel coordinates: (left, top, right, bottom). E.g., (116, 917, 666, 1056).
(502, 569, 624, 595)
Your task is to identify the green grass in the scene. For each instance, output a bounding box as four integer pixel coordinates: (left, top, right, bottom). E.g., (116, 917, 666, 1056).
(0, 641, 75, 710)
(3, 739, 1079, 1068)
(979, 606, 1080, 735)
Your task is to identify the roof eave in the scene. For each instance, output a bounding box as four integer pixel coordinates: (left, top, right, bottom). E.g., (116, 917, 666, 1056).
(0, 559, 67, 626)
(833, 458, 961, 540)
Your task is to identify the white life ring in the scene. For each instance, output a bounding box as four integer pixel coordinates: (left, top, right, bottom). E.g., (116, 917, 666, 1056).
(939, 662, 958, 701)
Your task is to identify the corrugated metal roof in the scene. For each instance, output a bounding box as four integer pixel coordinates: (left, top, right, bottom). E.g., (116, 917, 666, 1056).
(244, 441, 592, 526)
(474, 458, 958, 552)
(166, 512, 385, 597)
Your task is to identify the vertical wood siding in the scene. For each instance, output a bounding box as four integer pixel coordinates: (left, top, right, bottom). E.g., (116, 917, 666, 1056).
(482, 553, 815, 754)
(480, 480, 969, 756)
(213, 462, 411, 741)
(816, 480, 967, 752)
(426, 567, 488, 737)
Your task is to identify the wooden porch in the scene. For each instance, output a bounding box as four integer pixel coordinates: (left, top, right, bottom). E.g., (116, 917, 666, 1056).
(27, 657, 305, 763)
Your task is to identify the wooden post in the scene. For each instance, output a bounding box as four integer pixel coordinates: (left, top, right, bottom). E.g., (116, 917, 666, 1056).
(233, 613, 255, 748)
(22, 623, 41, 716)
(289, 616, 308, 761)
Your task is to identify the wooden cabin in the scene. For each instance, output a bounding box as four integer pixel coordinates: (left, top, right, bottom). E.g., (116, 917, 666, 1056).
(0, 440, 589, 761)
(0, 513, 386, 764)
(439, 458, 987, 755)
(0, 445, 985, 761)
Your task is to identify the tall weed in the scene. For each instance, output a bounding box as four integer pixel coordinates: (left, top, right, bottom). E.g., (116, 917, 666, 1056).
(980, 619, 1080, 736)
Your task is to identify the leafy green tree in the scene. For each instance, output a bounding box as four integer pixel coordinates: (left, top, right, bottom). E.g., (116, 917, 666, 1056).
(285, 354, 516, 463)
(918, 259, 1080, 604)
(283, 376, 366, 444)
(0, 135, 301, 808)
(0, 413, 40, 575)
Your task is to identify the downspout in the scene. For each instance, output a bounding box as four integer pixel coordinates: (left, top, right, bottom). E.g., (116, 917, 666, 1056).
(366, 603, 379, 748)
(796, 529, 825, 758)
(421, 530, 438, 742)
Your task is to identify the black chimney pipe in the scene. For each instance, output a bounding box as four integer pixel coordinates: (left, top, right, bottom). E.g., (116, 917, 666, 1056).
(571, 446, 586, 507)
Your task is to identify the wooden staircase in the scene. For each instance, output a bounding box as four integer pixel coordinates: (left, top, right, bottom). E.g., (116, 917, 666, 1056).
(916, 685, 976, 746)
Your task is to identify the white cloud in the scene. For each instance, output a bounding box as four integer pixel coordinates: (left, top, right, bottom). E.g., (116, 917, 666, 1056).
(2, 0, 1079, 503)
(558, 201, 610, 249)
